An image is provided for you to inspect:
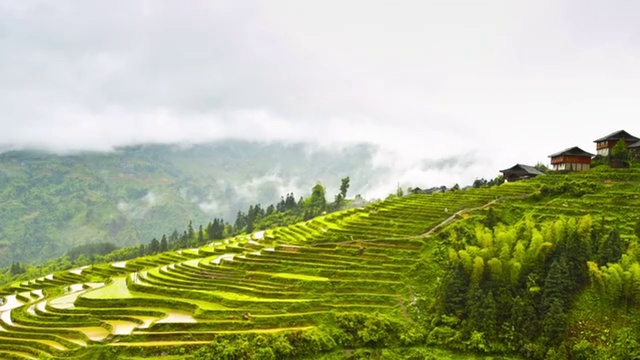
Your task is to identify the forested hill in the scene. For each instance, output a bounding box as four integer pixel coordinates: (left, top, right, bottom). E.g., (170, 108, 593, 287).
(0, 141, 376, 266)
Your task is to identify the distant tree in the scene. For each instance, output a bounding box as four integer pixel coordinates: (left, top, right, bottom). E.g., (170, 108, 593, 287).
(309, 182, 327, 214)
(473, 178, 488, 188)
(488, 175, 505, 187)
(340, 177, 350, 199)
(149, 238, 160, 254)
(198, 225, 204, 244)
(160, 235, 168, 252)
(334, 193, 344, 208)
(534, 162, 550, 173)
(10, 262, 25, 275)
(187, 220, 195, 238)
(284, 193, 297, 211)
(138, 244, 145, 257)
(611, 139, 632, 167)
(266, 204, 275, 216)
(396, 184, 404, 197)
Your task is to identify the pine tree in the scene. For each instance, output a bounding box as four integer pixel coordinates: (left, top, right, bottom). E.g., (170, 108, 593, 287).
(543, 299, 567, 345)
(149, 238, 160, 254)
(340, 177, 350, 199)
(187, 220, 195, 238)
(466, 283, 485, 333)
(542, 257, 571, 312)
(599, 229, 624, 266)
(483, 291, 498, 340)
(198, 225, 204, 244)
(565, 231, 590, 289)
(510, 295, 537, 346)
(441, 263, 469, 316)
(160, 235, 168, 252)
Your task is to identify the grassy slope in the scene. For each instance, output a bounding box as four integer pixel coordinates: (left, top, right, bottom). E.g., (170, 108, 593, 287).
(2, 166, 638, 358)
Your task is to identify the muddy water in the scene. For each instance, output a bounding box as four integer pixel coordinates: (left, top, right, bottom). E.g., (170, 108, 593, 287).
(210, 254, 235, 265)
(32, 289, 44, 299)
(1, 309, 14, 326)
(105, 320, 139, 335)
(49, 283, 104, 310)
(75, 326, 111, 341)
(69, 283, 84, 292)
(36, 300, 47, 313)
(183, 258, 201, 267)
(112, 261, 127, 269)
(133, 316, 157, 329)
(0, 295, 22, 312)
(73, 265, 89, 275)
(156, 310, 196, 323)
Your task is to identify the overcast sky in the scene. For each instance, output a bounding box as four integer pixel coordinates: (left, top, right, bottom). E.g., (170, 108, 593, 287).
(2, 1, 640, 191)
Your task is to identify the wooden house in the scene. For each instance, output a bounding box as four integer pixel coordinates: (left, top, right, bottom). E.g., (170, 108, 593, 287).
(593, 130, 639, 157)
(629, 140, 640, 157)
(548, 146, 594, 171)
(499, 164, 543, 182)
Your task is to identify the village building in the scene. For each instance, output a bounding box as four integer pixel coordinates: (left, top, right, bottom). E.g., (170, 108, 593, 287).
(499, 164, 543, 182)
(548, 146, 594, 171)
(629, 140, 640, 157)
(593, 130, 639, 157)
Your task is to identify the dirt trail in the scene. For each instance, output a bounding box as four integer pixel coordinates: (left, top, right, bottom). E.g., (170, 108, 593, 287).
(419, 197, 504, 237)
(419, 194, 533, 237)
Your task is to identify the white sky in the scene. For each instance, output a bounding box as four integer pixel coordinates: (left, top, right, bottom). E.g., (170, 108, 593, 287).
(2, 0, 640, 192)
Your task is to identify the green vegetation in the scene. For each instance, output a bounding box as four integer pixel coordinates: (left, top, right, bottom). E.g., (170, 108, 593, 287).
(0, 142, 375, 267)
(4, 166, 640, 358)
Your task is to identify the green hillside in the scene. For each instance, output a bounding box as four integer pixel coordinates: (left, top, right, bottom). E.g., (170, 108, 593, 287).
(0, 142, 374, 267)
(2, 167, 640, 359)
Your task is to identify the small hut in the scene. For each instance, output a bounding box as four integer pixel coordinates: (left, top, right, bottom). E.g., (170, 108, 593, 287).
(499, 164, 543, 182)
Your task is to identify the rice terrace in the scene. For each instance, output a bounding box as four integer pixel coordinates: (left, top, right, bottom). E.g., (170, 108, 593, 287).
(3, 165, 640, 359)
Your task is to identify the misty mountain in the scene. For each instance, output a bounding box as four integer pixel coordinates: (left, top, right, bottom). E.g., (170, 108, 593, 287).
(0, 141, 377, 266)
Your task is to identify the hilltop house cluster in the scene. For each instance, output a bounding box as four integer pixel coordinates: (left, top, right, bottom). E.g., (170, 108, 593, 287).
(500, 130, 640, 182)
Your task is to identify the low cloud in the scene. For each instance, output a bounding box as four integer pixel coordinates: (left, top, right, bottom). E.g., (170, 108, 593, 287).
(2, 1, 640, 191)
(117, 191, 161, 219)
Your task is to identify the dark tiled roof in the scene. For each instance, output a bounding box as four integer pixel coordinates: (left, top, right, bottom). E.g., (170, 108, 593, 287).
(548, 146, 595, 158)
(499, 163, 544, 175)
(593, 130, 640, 143)
(629, 140, 640, 149)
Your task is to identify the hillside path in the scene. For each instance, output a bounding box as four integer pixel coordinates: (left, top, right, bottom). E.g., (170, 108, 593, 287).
(418, 197, 504, 237)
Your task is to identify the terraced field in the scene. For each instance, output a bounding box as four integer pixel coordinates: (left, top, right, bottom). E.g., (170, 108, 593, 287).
(0, 179, 549, 358)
